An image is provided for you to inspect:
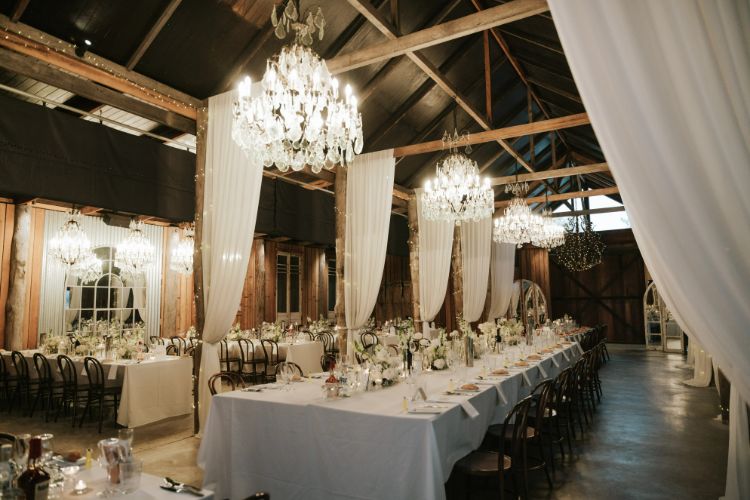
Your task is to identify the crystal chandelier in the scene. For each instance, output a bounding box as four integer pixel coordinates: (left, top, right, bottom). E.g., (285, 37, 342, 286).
(532, 192, 565, 249)
(70, 250, 102, 283)
(421, 128, 494, 225)
(232, 1, 363, 173)
(493, 181, 544, 248)
(552, 214, 605, 271)
(48, 209, 91, 267)
(170, 224, 194, 275)
(115, 219, 154, 276)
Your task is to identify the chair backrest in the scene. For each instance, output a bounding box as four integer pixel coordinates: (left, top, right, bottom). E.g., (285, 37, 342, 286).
(385, 344, 400, 356)
(150, 336, 164, 345)
(0, 353, 7, 380)
(57, 354, 78, 388)
(219, 339, 230, 360)
(529, 378, 555, 436)
(170, 336, 186, 354)
(314, 332, 333, 354)
(0, 432, 15, 446)
(83, 356, 106, 389)
(360, 331, 378, 350)
(166, 344, 178, 356)
(11, 351, 29, 380)
(499, 395, 534, 463)
(260, 339, 279, 367)
(238, 339, 256, 364)
(274, 361, 303, 378)
(321, 353, 336, 372)
(32, 353, 53, 384)
(208, 371, 244, 395)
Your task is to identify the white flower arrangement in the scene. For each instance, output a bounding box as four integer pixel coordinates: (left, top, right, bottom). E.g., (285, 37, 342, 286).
(307, 316, 331, 335)
(186, 325, 198, 339)
(424, 329, 449, 370)
(112, 335, 141, 360)
(478, 321, 497, 337)
(261, 321, 283, 341)
(42, 332, 65, 354)
(226, 323, 248, 341)
(498, 317, 524, 345)
(646, 304, 661, 321)
(457, 316, 475, 339)
(354, 342, 403, 387)
(394, 317, 416, 350)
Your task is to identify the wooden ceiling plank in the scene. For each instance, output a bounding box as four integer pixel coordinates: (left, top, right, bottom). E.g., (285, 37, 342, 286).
(328, 0, 549, 74)
(0, 47, 196, 133)
(0, 14, 200, 115)
(495, 186, 619, 208)
(126, 0, 183, 70)
(550, 206, 624, 218)
(490, 162, 609, 186)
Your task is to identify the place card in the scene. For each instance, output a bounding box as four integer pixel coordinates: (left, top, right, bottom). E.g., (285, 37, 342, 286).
(521, 371, 532, 386)
(577, 344, 584, 355)
(538, 364, 548, 378)
(551, 356, 560, 367)
(459, 399, 479, 419)
(107, 365, 118, 380)
(495, 384, 508, 404)
(562, 350, 570, 361)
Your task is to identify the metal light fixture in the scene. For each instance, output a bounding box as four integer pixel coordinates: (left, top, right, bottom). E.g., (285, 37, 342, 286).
(532, 191, 565, 249)
(48, 209, 92, 267)
(115, 219, 154, 277)
(493, 167, 544, 248)
(552, 205, 605, 271)
(170, 224, 194, 275)
(70, 250, 103, 283)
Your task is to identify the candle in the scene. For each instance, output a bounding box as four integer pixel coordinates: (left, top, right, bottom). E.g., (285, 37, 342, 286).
(73, 479, 88, 495)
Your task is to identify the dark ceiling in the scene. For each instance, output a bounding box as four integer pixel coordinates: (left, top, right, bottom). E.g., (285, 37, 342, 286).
(0, 0, 613, 203)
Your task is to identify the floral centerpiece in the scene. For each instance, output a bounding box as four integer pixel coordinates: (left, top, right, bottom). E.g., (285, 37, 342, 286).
(261, 321, 283, 341)
(424, 329, 449, 370)
(226, 323, 249, 341)
(42, 331, 66, 354)
(393, 317, 416, 350)
(478, 321, 498, 337)
(499, 318, 524, 345)
(186, 325, 198, 339)
(354, 343, 402, 387)
(307, 316, 331, 336)
(112, 331, 142, 360)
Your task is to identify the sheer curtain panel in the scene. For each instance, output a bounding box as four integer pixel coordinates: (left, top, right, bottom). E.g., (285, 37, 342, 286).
(460, 217, 492, 322)
(416, 188, 454, 326)
(199, 89, 263, 430)
(345, 150, 395, 356)
(548, 1, 750, 497)
(487, 242, 516, 320)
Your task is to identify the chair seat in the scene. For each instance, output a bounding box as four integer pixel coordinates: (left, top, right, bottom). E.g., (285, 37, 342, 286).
(488, 424, 535, 440)
(456, 450, 511, 475)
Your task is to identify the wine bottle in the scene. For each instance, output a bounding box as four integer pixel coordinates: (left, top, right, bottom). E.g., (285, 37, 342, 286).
(17, 437, 50, 500)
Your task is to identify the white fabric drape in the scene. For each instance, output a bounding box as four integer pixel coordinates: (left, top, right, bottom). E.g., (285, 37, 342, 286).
(487, 242, 516, 321)
(460, 218, 492, 322)
(684, 337, 713, 387)
(345, 150, 395, 356)
(199, 89, 263, 430)
(510, 282, 520, 319)
(548, 2, 750, 498)
(415, 188, 454, 326)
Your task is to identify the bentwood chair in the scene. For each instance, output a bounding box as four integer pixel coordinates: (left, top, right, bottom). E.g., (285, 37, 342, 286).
(79, 357, 122, 433)
(238, 339, 262, 385)
(10, 351, 39, 415)
(31, 353, 64, 421)
(314, 332, 335, 356)
(0, 354, 17, 411)
(456, 396, 534, 500)
(165, 344, 179, 356)
(219, 339, 241, 373)
(522, 378, 557, 482)
(260, 339, 280, 383)
(150, 336, 164, 345)
(360, 331, 378, 352)
(208, 372, 245, 395)
(56, 355, 85, 427)
(274, 361, 303, 379)
(170, 336, 187, 355)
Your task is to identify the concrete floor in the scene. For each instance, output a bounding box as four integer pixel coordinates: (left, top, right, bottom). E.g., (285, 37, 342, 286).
(1, 346, 729, 499)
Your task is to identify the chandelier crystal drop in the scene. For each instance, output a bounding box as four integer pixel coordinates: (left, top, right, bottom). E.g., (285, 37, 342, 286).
(48, 210, 91, 267)
(115, 219, 154, 276)
(532, 209, 566, 249)
(170, 225, 194, 275)
(421, 129, 494, 225)
(493, 182, 544, 248)
(232, 2, 363, 173)
(70, 250, 103, 283)
(552, 215, 605, 271)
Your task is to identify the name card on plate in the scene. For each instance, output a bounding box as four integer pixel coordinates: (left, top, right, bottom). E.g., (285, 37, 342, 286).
(459, 399, 479, 419)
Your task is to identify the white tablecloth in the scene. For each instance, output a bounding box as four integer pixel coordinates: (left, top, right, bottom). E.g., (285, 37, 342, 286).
(64, 468, 213, 499)
(117, 357, 193, 427)
(198, 344, 580, 500)
(227, 340, 324, 376)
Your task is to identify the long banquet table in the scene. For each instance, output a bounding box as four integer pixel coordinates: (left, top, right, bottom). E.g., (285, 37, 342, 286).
(0, 350, 193, 428)
(226, 340, 324, 376)
(198, 342, 581, 500)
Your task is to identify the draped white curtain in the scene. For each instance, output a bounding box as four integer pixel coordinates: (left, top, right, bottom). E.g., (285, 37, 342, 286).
(510, 282, 520, 319)
(460, 217, 492, 322)
(487, 242, 516, 320)
(684, 337, 713, 388)
(345, 150, 395, 356)
(415, 188, 454, 326)
(199, 89, 264, 430)
(548, 2, 750, 497)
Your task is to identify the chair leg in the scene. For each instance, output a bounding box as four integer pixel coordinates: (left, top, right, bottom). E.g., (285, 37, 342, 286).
(79, 396, 90, 428)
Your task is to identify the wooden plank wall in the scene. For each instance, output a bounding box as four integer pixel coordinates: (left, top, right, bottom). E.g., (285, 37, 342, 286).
(549, 229, 645, 343)
(373, 254, 412, 324)
(519, 246, 552, 316)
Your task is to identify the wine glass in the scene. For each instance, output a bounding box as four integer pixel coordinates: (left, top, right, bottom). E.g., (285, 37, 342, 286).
(13, 434, 30, 470)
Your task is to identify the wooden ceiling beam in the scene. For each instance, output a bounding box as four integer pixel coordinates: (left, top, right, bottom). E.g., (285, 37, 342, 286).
(495, 186, 619, 208)
(550, 206, 624, 218)
(0, 47, 196, 133)
(391, 112, 589, 158)
(10, 0, 30, 22)
(490, 162, 609, 186)
(126, 0, 182, 70)
(328, 0, 548, 74)
(0, 14, 200, 118)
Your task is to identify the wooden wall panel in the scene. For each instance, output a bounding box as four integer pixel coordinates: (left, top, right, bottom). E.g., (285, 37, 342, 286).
(373, 254, 412, 324)
(519, 246, 551, 316)
(550, 229, 645, 344)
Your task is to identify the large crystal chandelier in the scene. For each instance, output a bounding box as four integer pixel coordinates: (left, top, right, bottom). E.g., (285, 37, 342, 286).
(232, 1, 363, 173)
(70, 250, 103, 283)
(170, 224, 194, 275)
(115, 219, 154, 276)
(552, 214, 605, 271)
(493, 181, 543, 248)
(48, 209, 91, 267)
(532, 192, 565, 249)
(421, 128, 494, 224)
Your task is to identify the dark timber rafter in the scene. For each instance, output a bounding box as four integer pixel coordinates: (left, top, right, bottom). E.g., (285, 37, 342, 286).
(126, 0, 183, 70)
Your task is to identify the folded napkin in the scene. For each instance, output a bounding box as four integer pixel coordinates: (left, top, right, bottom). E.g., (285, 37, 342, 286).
(459, 399, 479, 419)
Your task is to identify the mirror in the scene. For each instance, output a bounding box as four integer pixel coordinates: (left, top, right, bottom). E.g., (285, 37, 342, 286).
(512, 279, 547, 329)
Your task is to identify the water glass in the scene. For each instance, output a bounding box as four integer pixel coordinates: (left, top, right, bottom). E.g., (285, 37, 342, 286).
(117, 459, 142, 494)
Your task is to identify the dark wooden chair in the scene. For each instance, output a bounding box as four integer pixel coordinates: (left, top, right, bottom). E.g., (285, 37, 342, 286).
(79, 357, 122, 433)
(260, 339, 280, 383)
(0, 354, 18, 412)
(10, 351, 39, 415)
(314, 332, 335, 356)
(165, 344, 179, 356)
(238, 339, 262, 385)
(360, 331, 378, 352)
(56, 355, 85, 427)
(219, 339, 241, 373)
(150, 336, 164, 345)
(208, 371, 245, 395)
(170, 336, 187, 355)
(31, 353, 64, 421)
(456, 396, 534, 500)
(274, 361, 303, 379)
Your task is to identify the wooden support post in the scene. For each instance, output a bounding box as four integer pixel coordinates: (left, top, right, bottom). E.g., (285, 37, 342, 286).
(253, 239, 266, 324)
(450, 224, 464, 320)
(191, 104, 208, 435)
(4, 204, 29, 350)
(483, 30, 492, 124)
(334, 169, 347, 359)
(160, 228, 180, 339)
(406, 195, 421, 331)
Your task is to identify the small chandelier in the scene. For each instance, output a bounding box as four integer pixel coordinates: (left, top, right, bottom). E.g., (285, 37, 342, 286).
(170, 224, 194, 275)
(421, 125, 494, 225)
(493, 181, 544, 248)
(70, 250, 103, 283)
(115, 219, 154, 276)
(532, 192, 565, 249)
(48, 209, 91, 267)
(232, 1, 363, 173)
(552, 214, 605, 271)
